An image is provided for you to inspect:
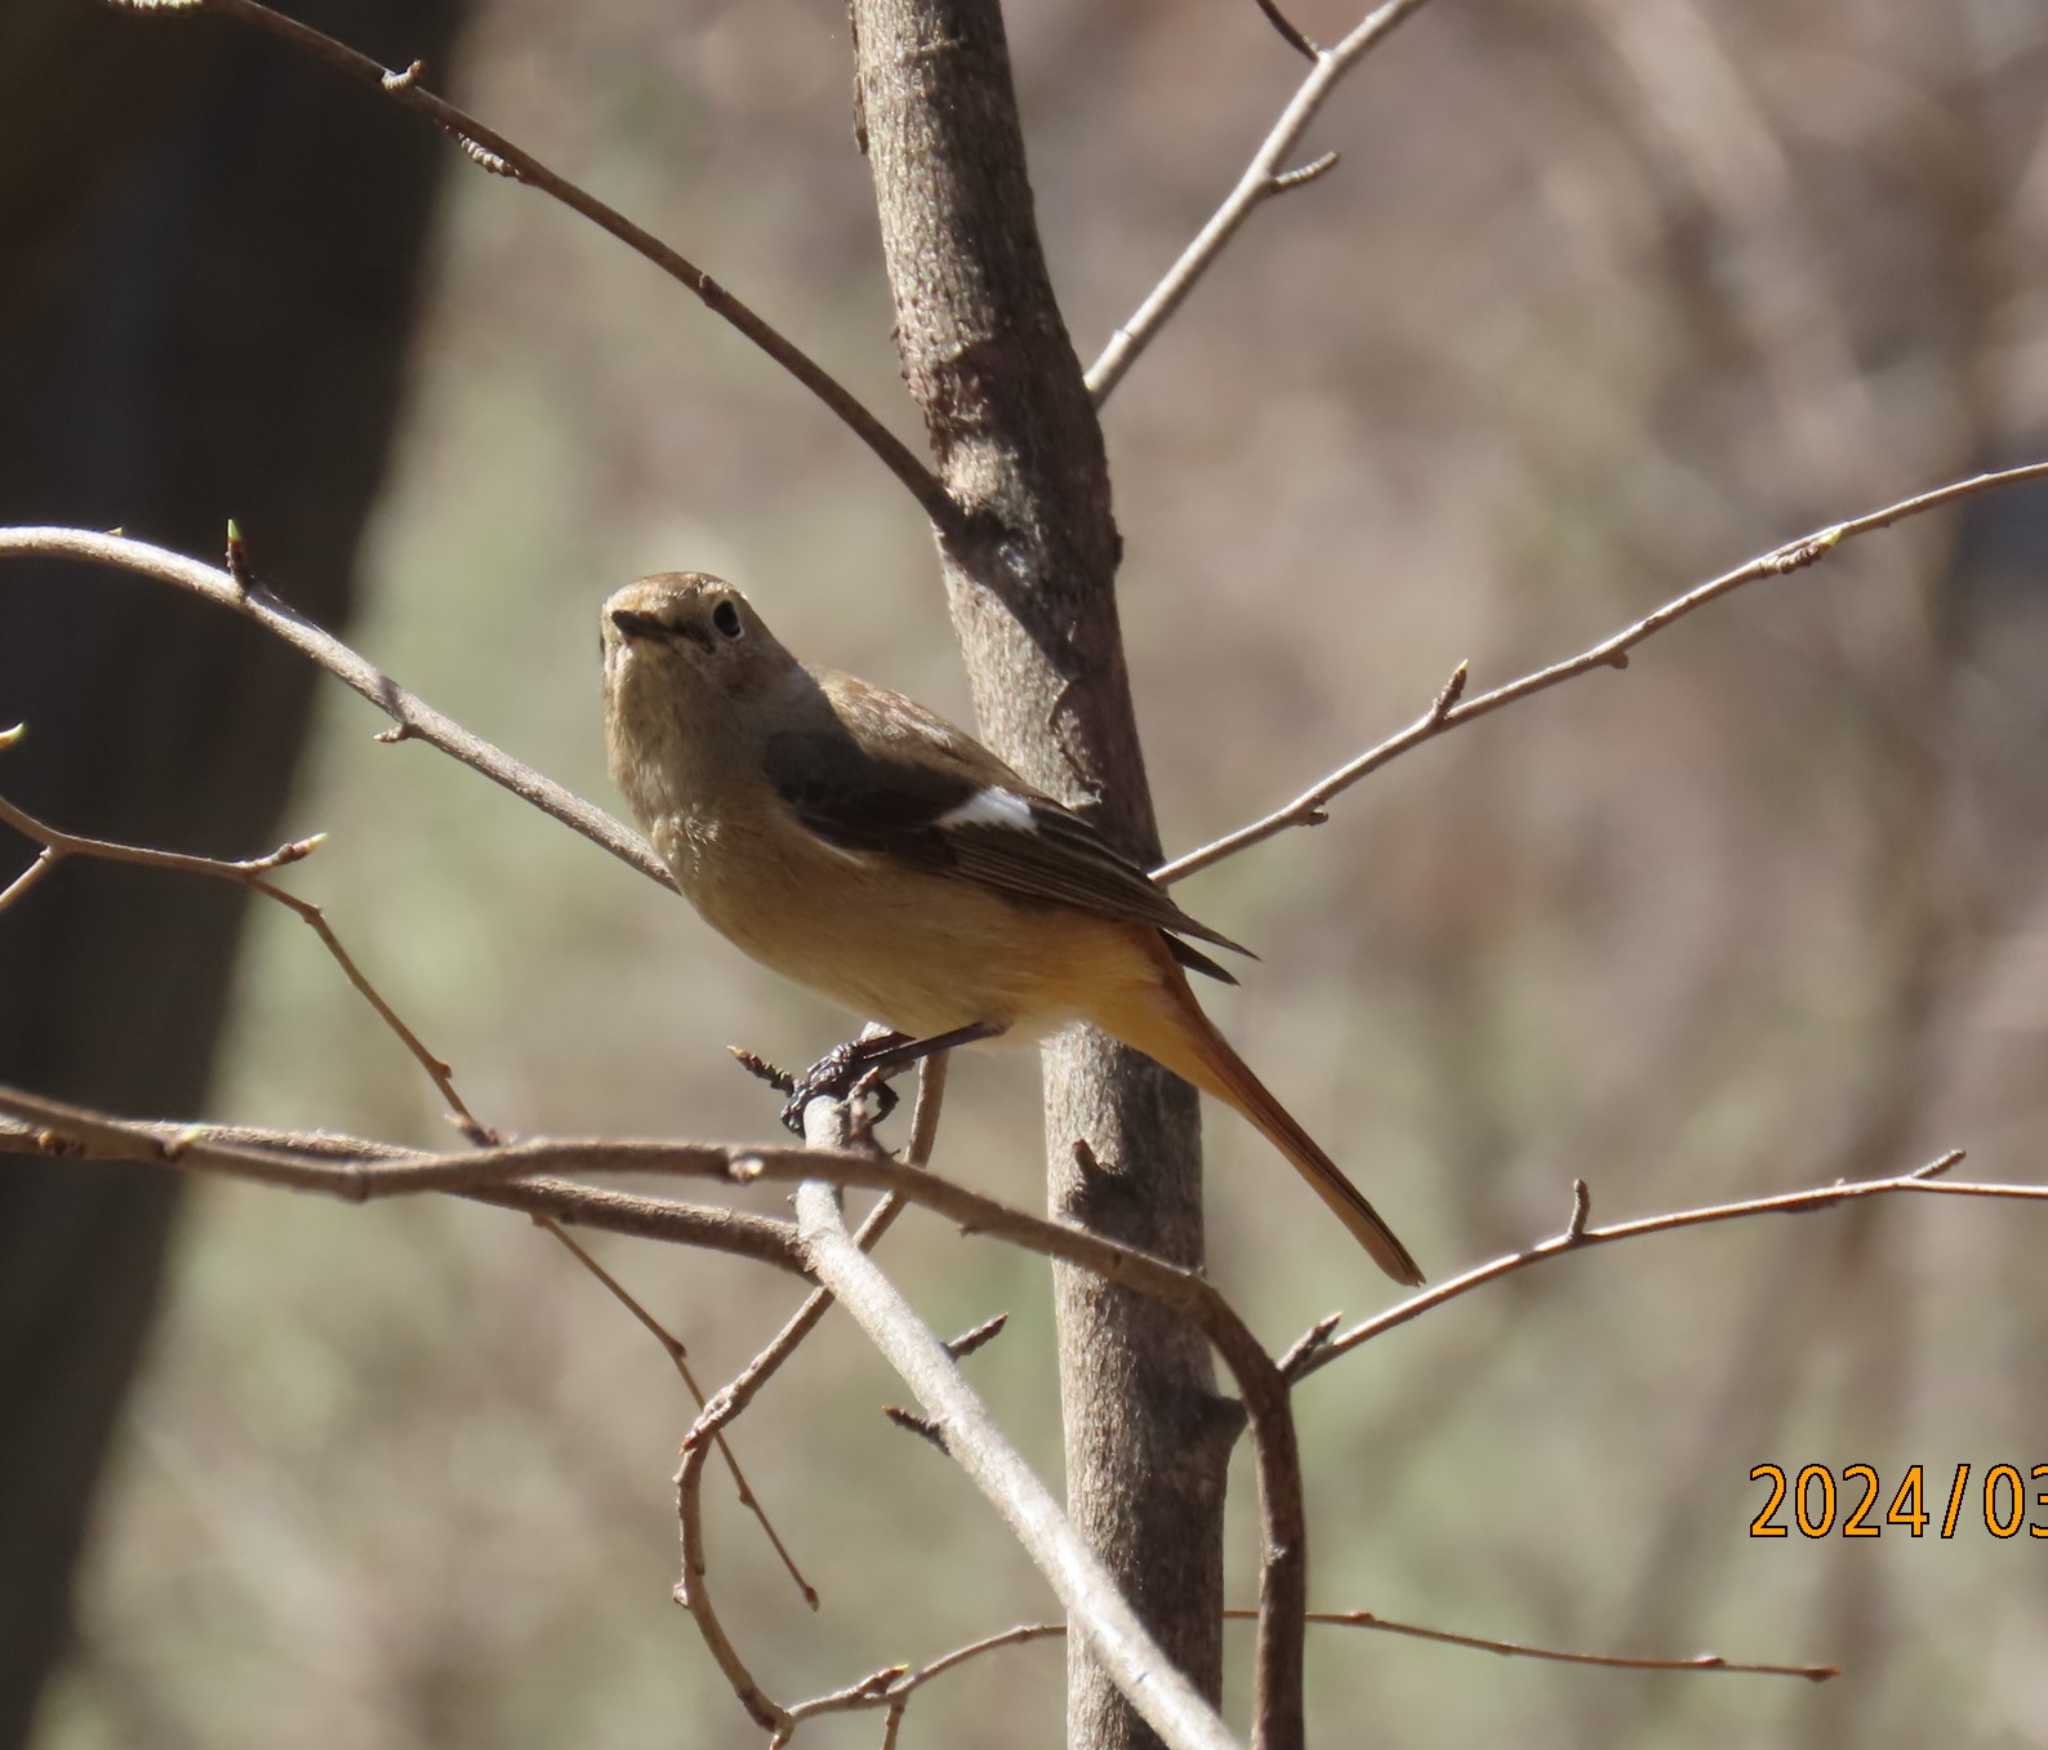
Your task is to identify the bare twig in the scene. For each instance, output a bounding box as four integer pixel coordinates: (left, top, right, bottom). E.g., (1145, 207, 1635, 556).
(0, 772, 321, 891)
(785, 1622, 1063, 1736)
(0, 730, 811, 1593)
(943, 1310, 1008, 1361)
(793, 1163, 1239, 1750)
(1086, 0, 1443, 405)
(1273, 1311, 1342, 1381)
(676, 1386, 789, 1735)
(708, 1054, 952, 1423)
(0, 527, 671, 888)
(16, 1095, 2021, 1327)
(0, 846, 58, 912)
(782, 1593, 1829, 1743)
(1268, 1609, 1836, 1682)
(881, 1405, 948, 1452)
(668, 1057, 950, 1727)
(1290, 1150, 1978, 1384)
(786, 1116, 1305, 1747)
(1154, 460, 2048, 883)
(0, 1095, 808, 1275)
(1251, 0, 1319, 61)
(21, 1094, 2014, 1724)
(539, 1218, 816, 1608)
(1565, 1178, 1592, 1241)
(14, 1090, 2004, 1731)
(0, 770, 499, 1139)
(104, 0, 957, 531)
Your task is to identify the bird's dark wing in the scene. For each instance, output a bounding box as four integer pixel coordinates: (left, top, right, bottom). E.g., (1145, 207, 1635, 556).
(761, 671, 1252, 978)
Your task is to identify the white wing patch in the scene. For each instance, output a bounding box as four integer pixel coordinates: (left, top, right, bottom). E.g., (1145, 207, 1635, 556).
(936, 787, 1038, 835)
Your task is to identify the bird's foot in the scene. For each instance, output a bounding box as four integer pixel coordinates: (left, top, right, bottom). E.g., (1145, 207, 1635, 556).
(778, 1037, 905, 1136)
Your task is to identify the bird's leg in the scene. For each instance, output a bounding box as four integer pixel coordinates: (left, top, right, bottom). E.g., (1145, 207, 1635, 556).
(779, 1021, 1004, 1135)
(778, 1032, 909, 1134)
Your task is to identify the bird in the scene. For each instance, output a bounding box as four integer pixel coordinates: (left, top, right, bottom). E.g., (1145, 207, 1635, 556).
(600, 571, 1423, 1285)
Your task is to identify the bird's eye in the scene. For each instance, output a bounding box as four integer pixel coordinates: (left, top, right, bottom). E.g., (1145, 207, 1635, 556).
(712, 599, 744, 639)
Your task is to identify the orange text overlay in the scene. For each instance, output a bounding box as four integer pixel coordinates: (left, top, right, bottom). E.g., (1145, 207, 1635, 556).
(1749, 1463, 2048, 1539)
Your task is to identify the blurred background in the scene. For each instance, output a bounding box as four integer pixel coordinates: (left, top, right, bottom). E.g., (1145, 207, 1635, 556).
(5, 1, 2046, 1746)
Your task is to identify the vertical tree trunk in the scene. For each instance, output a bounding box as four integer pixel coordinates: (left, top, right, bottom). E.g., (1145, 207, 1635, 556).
(848, 4, 1236, 1744)
(0, 4, 464, 1739)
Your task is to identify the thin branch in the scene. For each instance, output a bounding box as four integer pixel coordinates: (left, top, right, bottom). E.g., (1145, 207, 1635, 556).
(782, 1592, 1831, 1741)
(785, 1622, 1063, 1737)
(1290, 1150, 1978, 1384)
(1270, 1610, 1836, 1682)
(105, 0, 957, 532)
(1085, 0, 1443, 405)
(942, 1310, 1008, 1361)
(669, 1057, 950, 1731)
(0, 777, 323, 887)
(1, 732, 813, 1592)
(250, 875, 497, 1141)
(0, 1097, 808, 1275)
(32, 1091, 2001, 1720)
(1155, 460, 2048, 884)
(676, 1386, 790, 1735)
(709, 1053, 951, 1419)
(0, 770, 500, 1138)
(765, 1122, 1303, 1749)
(539, 1217, 816, 1608)
(18, 1097, 2012, 1723)
(1251, 0, 1319, 61)
(0, 527, 671, 889)
(464, 1176, 803, 1269)
(792, 1156, 1239, 1750)
(19, 1093, 2025, 1333)
(1273, 1311, 1342, 1377)
(880, 1405, 948, 1452)
(0, 846, 57, 911)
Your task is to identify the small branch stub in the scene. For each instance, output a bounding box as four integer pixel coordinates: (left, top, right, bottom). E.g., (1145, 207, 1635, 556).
(224, 517, 253, 590)
(944, 1311, 1009, 1362)
(1432, 659, 1469, 719)
(883, 1405, 950, 1453)
(1271, 151, 1341, 193)
(1277, 1312, 1343, 1382)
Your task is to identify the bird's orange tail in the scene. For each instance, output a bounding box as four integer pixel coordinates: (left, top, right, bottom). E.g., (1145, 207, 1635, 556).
(1108, 961, 1425, 1287)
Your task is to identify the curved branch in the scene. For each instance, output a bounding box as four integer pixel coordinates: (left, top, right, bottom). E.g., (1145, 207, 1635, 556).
(0, 1098, 808, 1275)
(712, 1055, 953, 1421)
(793, 1167, 1236, 1750)
(1278, 1608, 1835, 1682)
(5, 1076, 1304, 1743)
(1086, 0, 1443, 406)
(1289, 1151, 1985, 1385)
(668, 1056, 951, 1724)
(0, 527, 671, 889)
(1155, 460, 2048, 884)
(785, 1602, 1830, 1739)
(0, 772, 497, 1137)
(108, 0, 958, 532)
(1251, 0, 1319, 61)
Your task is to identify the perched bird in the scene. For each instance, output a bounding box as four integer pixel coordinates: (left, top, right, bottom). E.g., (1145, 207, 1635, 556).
(600, 571, 1423, 1285)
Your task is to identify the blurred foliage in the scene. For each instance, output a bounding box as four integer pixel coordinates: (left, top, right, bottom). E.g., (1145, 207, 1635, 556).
(30, 1, 2048, 1747)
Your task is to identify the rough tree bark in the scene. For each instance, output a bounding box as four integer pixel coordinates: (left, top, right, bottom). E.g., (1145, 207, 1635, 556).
(850, 4, 1242, 1745)
(0, 2, 463, 1739)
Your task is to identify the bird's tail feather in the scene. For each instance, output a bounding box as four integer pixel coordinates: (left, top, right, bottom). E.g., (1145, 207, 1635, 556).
(1114, 966, 1425, 1287)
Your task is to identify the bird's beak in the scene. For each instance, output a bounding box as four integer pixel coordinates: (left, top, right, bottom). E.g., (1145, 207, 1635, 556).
(610, 608, 667, 642)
